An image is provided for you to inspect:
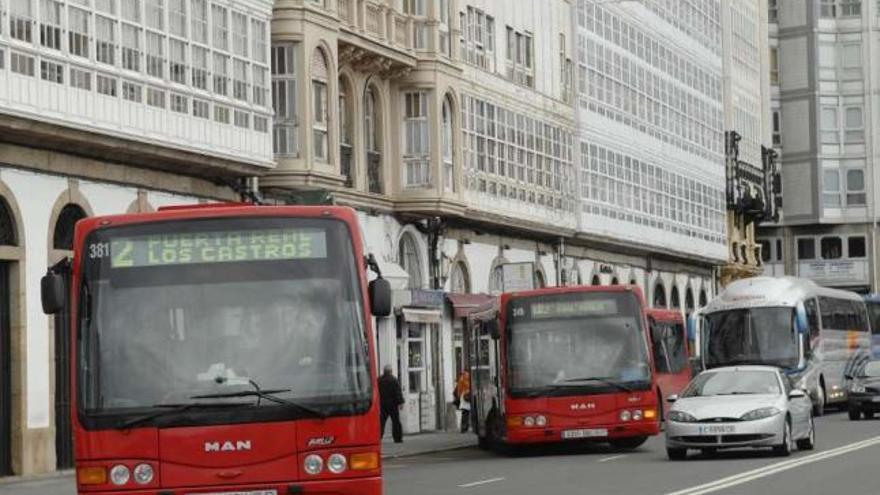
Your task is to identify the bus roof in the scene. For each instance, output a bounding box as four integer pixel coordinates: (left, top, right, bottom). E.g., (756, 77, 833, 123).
(703, 276, 862, 314)
(469, 285, 646, 321)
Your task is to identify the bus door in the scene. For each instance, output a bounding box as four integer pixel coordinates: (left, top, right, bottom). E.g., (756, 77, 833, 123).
(468, 318, 499, 438)
(650, 316, 691, 407)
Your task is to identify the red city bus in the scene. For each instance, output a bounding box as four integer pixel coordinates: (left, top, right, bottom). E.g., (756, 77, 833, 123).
(466, 285, 661, 451)
(646, 309, 693, 417)
(40, 204, 391, 495)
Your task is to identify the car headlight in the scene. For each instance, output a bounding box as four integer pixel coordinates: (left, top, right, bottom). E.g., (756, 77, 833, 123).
(850, 382, 866, 394)
(740, 407, 781, 421)
(109, 465, 130, 486)
(668, 410, 698, 423)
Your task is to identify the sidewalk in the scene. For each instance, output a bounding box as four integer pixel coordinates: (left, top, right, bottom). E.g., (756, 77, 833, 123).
(381, 430, 475, 459)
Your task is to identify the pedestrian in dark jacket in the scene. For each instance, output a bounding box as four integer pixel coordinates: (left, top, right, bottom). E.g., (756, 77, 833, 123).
(379, 364, 405, 443)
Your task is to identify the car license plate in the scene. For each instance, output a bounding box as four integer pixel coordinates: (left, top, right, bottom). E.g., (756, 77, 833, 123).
(562, 428, 608, 439)
(698, 425, 735, 434)
(190, 491, 277, 495)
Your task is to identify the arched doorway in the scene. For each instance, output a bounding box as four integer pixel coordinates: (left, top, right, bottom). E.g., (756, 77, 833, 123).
(52, 203, 87, 470)
(699, 289, 708, 307)
(489, 264, 504, 295)
(685, 288, 695, 315)
(611, 277, 619, 285)
(0, 195, 16, 476)
(653, 282, 667, 308)
(398, 232, 423, 290)
(534, 270, 546, 288)
(449, 261, 470, 294)
(591, 275, 601, 286)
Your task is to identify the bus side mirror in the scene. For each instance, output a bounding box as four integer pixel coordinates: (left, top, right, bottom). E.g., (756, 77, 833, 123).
(667, 394, 679, 403)
(41, 273, 65, 314)
(368, 278, 391, 317)
(487, 320, 501, 340)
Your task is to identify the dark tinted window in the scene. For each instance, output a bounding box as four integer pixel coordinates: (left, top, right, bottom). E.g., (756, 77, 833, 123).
(849, 236, 866, 258)
(798, 238, 815, 260)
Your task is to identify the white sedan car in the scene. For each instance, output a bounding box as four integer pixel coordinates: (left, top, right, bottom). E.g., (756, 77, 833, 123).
(665, 365, 815, 460)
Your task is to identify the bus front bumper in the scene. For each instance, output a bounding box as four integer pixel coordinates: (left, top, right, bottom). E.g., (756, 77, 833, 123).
(77, 477, 382, 495)
(506, 421, 660, 444)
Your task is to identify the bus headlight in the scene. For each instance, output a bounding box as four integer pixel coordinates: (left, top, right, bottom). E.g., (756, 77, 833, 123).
(304, 454, 324, 475)
(535, 415, 548, 427)
(133, 464, 154, 485)
(523, 416, 536, 427)
(327, 454, 347, 474)
(619, 410, 632, 421)
(109, 465, 130, 486)
(632, 410, 643, 421)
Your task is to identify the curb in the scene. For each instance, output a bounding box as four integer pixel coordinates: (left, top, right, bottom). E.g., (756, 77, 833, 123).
(381, 442, 474, 460)
(0, 469, 74, 486)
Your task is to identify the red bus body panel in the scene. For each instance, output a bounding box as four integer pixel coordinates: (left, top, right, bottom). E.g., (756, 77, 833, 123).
(471, 285, 662, 447)
(647, 308, 693, 412)
(68, 205, 381, 495)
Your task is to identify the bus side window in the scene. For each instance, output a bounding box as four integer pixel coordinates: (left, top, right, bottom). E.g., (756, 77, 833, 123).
(667, 323, 688, 373)
(804, 299, 820, 340)
(650, 320, 670, 373)
(856, 302, 869, 333)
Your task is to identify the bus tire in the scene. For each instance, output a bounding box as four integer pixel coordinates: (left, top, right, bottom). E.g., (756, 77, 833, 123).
(848, 407, 861, 421)
(609, 436, 647, 450)
(477, 434, 490, 450)
(813, 382, 826, 417)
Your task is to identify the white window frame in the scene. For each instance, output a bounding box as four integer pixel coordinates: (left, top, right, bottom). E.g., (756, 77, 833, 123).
(403, 91, 431, 187)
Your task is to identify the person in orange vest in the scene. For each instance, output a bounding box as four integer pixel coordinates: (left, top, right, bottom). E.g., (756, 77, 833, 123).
(453, 370, 472, 433)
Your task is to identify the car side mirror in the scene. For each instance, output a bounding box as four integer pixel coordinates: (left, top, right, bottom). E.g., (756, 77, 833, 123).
(41, 273, 65, 314)
(667, 394, 679, 403)
(368, 278, 391, 317)
(844, 373, 854, 380)
(789, 389, 807, 399)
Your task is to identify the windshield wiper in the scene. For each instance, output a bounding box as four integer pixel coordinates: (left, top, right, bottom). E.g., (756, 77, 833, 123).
(121, 402, 251, 429)
(717, 391, 757, 395)
(191, 383, 327, 419)
(560, 377, 633, 393)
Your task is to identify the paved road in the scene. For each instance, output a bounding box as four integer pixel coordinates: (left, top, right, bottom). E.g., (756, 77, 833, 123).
(384, 412, 880, 495)
(3, 412, 878, 495)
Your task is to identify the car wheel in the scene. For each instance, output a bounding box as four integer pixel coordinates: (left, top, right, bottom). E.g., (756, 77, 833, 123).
(773, 418, 793, 457)
(796, 414, 815, 451)
(666, 447, 687, 460)
(848, 407, 861, 421)
(865, 411, 875, 420)
(609, 436, 648, 450)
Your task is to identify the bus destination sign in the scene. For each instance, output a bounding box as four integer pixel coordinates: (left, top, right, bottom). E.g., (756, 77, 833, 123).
(528, 298, 619, 319)
(106, 228, 327, 268)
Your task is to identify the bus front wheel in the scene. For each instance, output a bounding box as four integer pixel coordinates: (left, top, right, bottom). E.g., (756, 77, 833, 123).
(609, 436, 648, 450)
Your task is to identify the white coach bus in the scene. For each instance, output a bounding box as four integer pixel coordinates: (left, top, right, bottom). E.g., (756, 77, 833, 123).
(690, 276, 871, 415)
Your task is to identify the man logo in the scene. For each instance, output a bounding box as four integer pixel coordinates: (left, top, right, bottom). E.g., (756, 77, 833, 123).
(205, 440, 252, 453)
(570, 403, 596, 411)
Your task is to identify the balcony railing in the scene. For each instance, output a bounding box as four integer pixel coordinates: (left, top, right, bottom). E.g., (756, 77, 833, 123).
(335, 0, 415, 53)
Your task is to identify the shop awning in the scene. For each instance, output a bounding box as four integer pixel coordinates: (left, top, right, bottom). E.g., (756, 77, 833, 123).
(401, 308, 442, 324)
(446, 293, 495, 319)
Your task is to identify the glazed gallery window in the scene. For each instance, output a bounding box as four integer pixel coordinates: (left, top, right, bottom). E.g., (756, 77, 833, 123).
(311, 49, 330, 162)
(461, 6, 494, 70)
(272, 44, 298, 156)
(403, 91, 431, 186)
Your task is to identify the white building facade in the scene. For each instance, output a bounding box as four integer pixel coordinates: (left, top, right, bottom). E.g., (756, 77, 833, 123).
(759, 0, 876, 293)
(0, 0, 274, 476)
(268, 0, 728, 437)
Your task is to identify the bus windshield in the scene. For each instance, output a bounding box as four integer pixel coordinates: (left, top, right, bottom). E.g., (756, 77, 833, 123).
(78, 217, 371, 426)
(506, 291, 651, 396)
(704, 307, 799, 369)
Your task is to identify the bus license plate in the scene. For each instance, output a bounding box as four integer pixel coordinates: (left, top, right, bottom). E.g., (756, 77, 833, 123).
(191, 491, 277, 495)
(698, 425, 735, 434)
(563, 428, 608, 439)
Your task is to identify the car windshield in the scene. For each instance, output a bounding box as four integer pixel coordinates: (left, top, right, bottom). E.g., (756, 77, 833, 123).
(861, 362, 880, 378)
(683, 370, 781, 397)
(704, 307, 799, 369)
(507, 291, 651, 395)
(78, 217, 370, 421)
